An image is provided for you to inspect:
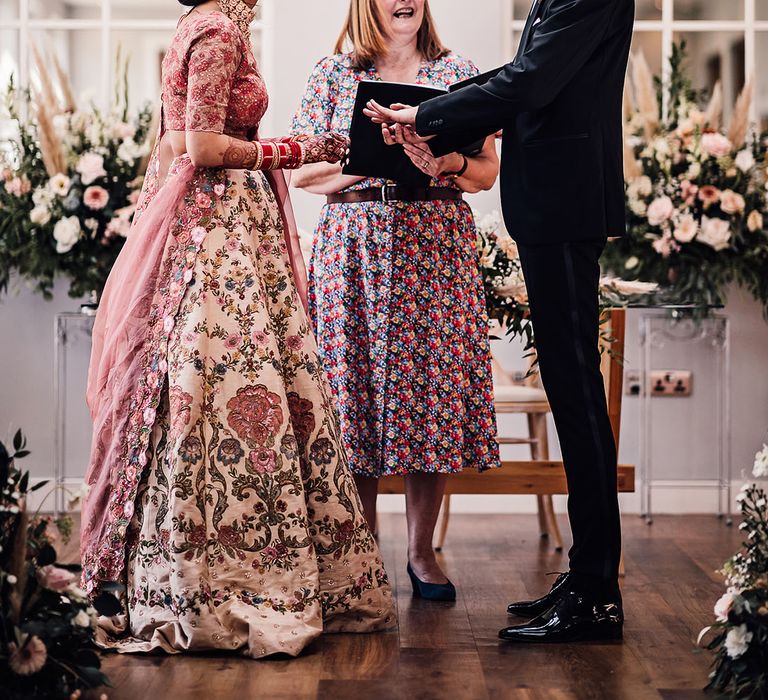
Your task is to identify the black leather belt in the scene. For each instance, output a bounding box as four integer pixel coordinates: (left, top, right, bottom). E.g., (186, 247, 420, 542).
(327, 185, 463, 205)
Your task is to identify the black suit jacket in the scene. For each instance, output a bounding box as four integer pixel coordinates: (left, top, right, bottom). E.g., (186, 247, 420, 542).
(417, 0, 635, 245)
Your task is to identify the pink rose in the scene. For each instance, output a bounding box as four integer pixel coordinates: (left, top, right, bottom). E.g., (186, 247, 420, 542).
(143, 406, 157, 424)
(249, 449, 276, 474)
(652, 232, 679, 258)
(647, 196, 675, 227)
(225, 238, 239, 252)
(123, 500, 135, 519)
(37, 565, 77, 592)
(76, 152, 107, 185)
(83, 185, 109, 210)
(673, 214, 698, 243)
(224, 333, 242, 350)
(286, 335, 303, 351)
(214, 183, 226, 197)
(251, 330, 269, 346)
(195, 192, 212, 209)
(4, 176, 31, 197)
(719, 189, 746, 216)
(701, 132, 732, 158)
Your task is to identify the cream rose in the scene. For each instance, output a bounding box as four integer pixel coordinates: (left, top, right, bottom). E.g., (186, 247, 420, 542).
(698, 216, 732, 252)
(673, 214, 698, 243)
(720, 189, 746, 216)
(30, 206, 51, 226)
(735, 149, 755, 172)
(53, 216, 82, 254)
(747, 210, 763, 233)
(49, 173, 71, 197)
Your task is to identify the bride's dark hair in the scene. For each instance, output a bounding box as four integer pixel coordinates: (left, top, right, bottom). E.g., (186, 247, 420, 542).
(178, 1, 208, 6)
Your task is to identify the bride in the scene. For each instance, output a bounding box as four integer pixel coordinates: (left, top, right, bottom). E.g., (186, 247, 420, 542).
(80, 0, 395, 658)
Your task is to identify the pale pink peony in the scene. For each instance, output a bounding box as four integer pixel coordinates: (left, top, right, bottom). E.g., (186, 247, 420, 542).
(701, 132, 732, 158)
(37, 565, 77, 592)
(673, 214, 698, 243)
(698, 216, 732, 251)
(83, 185, 109, 210)
(719, 189, 746, 216)
(652, 232, 679, 258)
(647, 196, 675, 227)
(76, 152, 107, 185)
(4, 176, 32, 197)
(8, 636, 47, 676)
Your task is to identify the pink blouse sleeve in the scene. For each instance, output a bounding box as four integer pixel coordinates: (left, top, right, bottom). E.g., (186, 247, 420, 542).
(185, 20, 241, 133)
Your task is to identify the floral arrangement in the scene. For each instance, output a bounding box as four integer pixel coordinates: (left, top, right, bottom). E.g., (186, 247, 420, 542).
(475, 210, 658, 356)
(699, 443, 768, 699)
(602, 43, 768, 312)
(0, 431, 113, 699)
(0, 48, 154, 301)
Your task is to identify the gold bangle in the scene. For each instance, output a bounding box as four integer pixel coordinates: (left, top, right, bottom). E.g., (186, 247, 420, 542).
(253, 141, 264, 171)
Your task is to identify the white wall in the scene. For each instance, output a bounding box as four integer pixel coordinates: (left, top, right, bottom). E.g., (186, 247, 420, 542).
(1, 0, 767, 516)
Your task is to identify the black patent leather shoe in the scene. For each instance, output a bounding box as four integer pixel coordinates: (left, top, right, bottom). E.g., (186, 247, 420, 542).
(407, 562, 456, 602)
(499, 591, 624, 643)
(507, 572, 571, 618)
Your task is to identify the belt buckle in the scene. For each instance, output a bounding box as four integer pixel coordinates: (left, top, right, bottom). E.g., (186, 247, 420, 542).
(381, 183, 392, 203)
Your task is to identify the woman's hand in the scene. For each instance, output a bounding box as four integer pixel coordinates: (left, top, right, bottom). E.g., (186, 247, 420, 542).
(295, 132, 350, 165)
(403, 142, 463, 179)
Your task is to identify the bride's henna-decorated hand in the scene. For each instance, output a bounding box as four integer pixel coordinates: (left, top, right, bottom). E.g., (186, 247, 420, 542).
(294, 132, 350, 165)
(222, 139, 259, 169)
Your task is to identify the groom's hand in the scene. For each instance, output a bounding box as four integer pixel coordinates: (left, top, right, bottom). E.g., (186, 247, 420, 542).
(363, 101, 434, 145)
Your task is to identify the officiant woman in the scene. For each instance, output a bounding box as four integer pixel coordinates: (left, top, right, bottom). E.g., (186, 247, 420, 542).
(291, 0, 500, 600)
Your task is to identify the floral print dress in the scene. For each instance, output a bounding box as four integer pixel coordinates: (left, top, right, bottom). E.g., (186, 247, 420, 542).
(292, 54, 500, 478)
(85, 11, 394, 659)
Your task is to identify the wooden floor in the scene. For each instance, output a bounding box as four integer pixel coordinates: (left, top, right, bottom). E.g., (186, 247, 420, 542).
(63, 514, 740, 700)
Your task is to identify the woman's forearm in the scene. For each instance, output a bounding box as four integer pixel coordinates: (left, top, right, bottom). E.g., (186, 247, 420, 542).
(291, 162, 365, 195)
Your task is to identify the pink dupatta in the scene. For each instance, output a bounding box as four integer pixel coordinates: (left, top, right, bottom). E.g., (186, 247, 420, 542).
(81, 142, 309, 593)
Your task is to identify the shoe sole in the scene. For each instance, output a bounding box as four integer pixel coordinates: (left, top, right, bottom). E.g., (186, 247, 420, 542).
(499, 626, 624, 644)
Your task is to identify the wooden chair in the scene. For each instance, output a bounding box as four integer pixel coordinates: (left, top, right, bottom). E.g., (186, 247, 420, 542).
(378, 309, 634, 555)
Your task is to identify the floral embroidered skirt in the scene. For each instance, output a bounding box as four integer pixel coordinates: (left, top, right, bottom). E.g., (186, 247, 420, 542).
(98, 167, 395, 658)
(309, 199, 500, 478)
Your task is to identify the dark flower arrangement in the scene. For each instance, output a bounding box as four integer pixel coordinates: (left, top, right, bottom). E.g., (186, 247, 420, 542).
(699, 444, 768, 699)
(0, 431, 117, 700)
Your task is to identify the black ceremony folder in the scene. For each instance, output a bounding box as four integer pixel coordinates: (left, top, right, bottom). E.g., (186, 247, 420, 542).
(343, 66, 504, 186)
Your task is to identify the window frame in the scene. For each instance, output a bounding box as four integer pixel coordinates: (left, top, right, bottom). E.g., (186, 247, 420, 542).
(503, 0, 768, 122)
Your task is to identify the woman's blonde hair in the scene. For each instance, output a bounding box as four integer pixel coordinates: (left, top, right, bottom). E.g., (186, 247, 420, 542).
(334, 0, 449, 70)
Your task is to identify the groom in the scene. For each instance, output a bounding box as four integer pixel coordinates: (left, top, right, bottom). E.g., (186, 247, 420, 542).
(365, 0, 635, 643)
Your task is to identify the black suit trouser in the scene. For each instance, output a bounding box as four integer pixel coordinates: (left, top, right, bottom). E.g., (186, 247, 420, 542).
(516, 239, 622, 597)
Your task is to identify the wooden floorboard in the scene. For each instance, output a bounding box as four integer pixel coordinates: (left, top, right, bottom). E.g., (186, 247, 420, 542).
(58, 514, 738, 700)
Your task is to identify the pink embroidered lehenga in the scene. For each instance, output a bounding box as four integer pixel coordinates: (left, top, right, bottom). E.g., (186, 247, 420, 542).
(80, 4, 395, 658)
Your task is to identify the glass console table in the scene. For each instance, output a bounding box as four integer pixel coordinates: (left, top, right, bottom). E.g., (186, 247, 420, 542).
(637, 306, 731, 525)
(53, 312, 96, 516)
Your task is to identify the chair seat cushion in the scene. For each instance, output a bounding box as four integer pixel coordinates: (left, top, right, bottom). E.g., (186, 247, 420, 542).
(493, 384, 548, 403)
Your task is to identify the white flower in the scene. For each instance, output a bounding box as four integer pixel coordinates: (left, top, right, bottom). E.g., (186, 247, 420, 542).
(636, 176, 652, 197)
(735, 149, 755, 172)
(49, 173, 71, 197)
(117, 138, 147, 163)
(6, 574, 17, 585)
(76, 152, 107, 185)
(687, 161, 702, 180)
(30, 206, 51, 226)
(647, 196, 675, 227)
(32, 187, 54, 207)
(72, 609, 92, 627)
(53, 216, 82, 254)
(724, 625, 753, 659)
(629, 198, 647, 217)
(714, 591, 737, 622)
(698, 216, 732, 252)
(653, 137, 671, 156)
(754, 445, 768, 478)
(673, 213, 698, 243)
(111, 121, 136, 140)
(496, 233, 518, 259)
(624, 256, 639, 270)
